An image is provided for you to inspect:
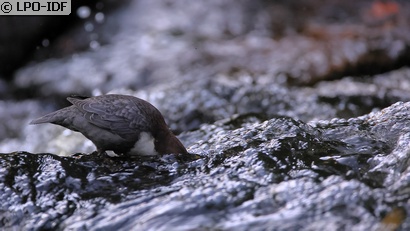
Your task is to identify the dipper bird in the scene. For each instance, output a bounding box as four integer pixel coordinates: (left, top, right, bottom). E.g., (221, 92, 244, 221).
(30, 94, 188, 156)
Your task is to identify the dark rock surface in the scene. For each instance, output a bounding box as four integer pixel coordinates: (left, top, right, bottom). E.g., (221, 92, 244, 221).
(1, 102, 410, 230)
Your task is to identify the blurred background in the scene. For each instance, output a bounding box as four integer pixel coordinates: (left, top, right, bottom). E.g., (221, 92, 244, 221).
(0, 0, 410, 153)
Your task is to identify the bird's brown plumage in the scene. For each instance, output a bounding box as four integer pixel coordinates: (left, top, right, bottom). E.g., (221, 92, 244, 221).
(30, 94, 188, 156)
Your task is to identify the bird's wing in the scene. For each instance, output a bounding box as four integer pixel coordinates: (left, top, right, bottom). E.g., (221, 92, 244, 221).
(67, 95, 149, 140)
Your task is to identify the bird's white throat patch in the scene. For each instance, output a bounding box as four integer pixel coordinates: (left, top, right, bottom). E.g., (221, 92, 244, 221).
(129, 132, 158, 156)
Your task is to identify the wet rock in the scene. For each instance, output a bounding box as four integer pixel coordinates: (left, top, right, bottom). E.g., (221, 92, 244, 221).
(13, 0, 410, 95)
(4, 67, 410, 155)
(1, 102, 410, 230)
(315, 67, 410, 118)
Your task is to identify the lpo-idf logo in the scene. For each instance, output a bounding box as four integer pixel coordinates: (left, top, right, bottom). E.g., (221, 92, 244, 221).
(0, 0, 71, 15)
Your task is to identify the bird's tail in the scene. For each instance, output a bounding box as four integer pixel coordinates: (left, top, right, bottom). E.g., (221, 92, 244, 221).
(29, 107, 72, 125)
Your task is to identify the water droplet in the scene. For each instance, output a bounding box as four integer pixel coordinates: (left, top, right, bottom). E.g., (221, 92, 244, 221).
(90, 40, 100, 50)
(84, 22, 94, 32)
(42, 39, 50, 47)
(95, 12, 104, 23)
(77, 6, 91, 19)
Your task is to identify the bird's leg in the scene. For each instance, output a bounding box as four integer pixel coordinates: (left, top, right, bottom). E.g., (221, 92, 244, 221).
(96, 148, 108, 157)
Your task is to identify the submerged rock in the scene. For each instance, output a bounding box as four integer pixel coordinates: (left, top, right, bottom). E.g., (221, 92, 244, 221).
(1, 101, 410, 230)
